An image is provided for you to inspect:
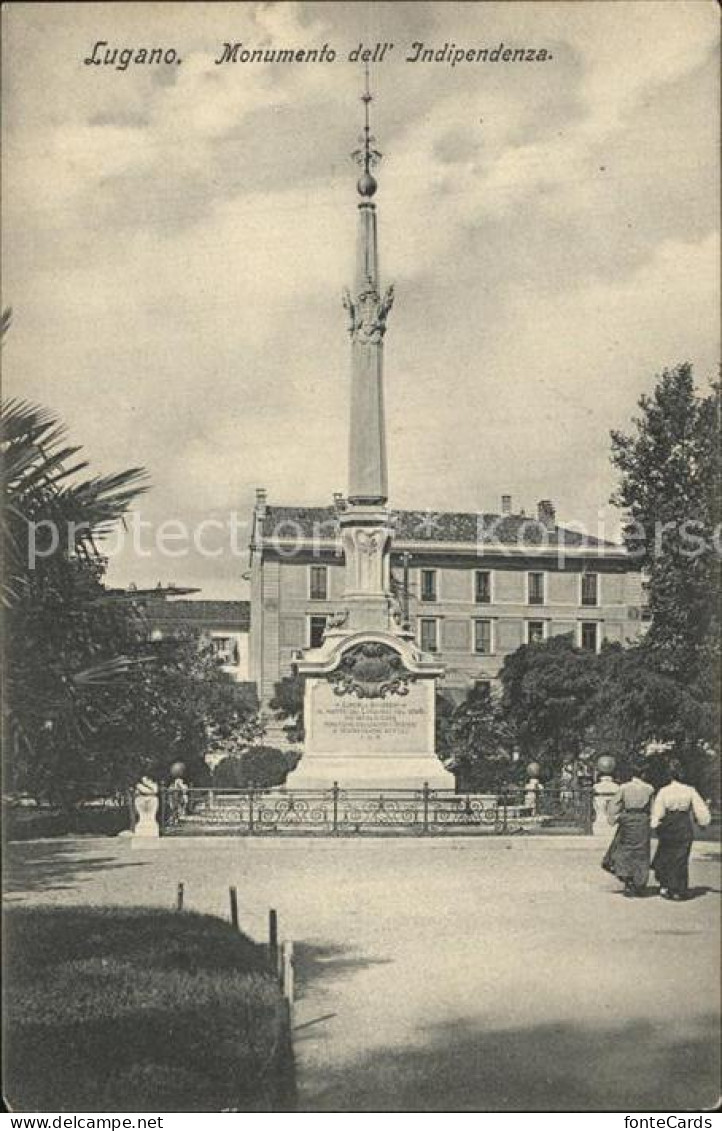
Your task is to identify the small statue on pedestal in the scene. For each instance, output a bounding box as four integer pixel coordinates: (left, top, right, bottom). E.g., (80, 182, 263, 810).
(168, 761, 189, 825)
(524, 763, 544, 814)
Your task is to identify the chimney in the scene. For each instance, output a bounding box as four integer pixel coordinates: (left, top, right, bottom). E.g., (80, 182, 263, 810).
(333, 491, 347, 513)
(537, 499, 556, 529)
(255, 487, 267, 516)
(501, 494, 512, 515)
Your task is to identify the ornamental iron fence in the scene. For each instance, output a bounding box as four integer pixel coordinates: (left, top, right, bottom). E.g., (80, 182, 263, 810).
(159, 784, 593, 837)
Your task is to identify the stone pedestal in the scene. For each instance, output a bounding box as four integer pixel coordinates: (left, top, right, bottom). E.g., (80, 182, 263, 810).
(290, 751, 452, 791)
(592, 775, 619, 837)
(292, 632, 453, 791)
(133, 778, 160, 838)
(524, 776, 543, 814)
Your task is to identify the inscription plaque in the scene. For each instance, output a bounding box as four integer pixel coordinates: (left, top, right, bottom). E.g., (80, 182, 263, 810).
(308, 676, 433, 755)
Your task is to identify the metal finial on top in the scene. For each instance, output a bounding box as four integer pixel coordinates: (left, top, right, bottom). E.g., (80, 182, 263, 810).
(352, 63, 381, 197)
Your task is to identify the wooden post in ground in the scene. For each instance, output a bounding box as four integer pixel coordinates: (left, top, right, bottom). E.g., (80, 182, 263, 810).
(281, 940, 294, 1025)
(268, 908, 278, 968)
(229, 885, 239, 930)
(176, 882, 184, 912)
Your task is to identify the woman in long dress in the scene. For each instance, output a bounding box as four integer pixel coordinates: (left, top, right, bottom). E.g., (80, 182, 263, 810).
(651, 761, 711, 900)
(602, 771, 655, 896)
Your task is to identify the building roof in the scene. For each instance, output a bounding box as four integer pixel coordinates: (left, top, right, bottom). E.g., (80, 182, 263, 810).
(139, 599, 250, 630)
(107, 584, 201, 599)
(260, 505, 620, 550)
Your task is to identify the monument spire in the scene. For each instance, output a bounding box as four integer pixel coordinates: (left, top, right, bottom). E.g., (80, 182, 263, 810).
(343, 65, 394, 506)
(291, 74, 451, 792)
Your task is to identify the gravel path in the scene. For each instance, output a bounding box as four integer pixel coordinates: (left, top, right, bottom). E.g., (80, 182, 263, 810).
(6, 835, 720, 1111)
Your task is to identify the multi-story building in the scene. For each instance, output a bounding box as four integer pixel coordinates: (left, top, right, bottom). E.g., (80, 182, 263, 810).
(248, 491, 646, 703)
(110, 584, 251, 683)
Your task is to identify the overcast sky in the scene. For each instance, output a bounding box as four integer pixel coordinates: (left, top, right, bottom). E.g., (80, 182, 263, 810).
(3, 1, 719, 599)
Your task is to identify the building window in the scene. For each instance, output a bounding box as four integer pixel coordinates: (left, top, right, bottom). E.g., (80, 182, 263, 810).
(420, 569, 438, 603)
(309, 615, 327, 648)
(528, 572, 545, 605)
(211, 636, 231, 662)
(473, 679, 492, 698)
(581, 573, 598, 607)
(474, 619, 492, 655)
(581, 621, 598, 652)
(527, 620, 545, 645)
(309, 565, 328, 601)
(475, 570, 491, 604)
(210, 636, 240, 666)
(419, 618, 439, 653)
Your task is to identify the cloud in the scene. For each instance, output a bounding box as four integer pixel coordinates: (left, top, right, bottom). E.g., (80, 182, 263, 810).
(2, 1, 719, 601)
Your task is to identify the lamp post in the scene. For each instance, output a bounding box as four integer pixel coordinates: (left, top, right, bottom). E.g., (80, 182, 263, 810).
(401, 551, 412, 632)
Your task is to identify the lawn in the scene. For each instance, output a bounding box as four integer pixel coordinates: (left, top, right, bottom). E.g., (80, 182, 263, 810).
(3, 905, 296, 1112)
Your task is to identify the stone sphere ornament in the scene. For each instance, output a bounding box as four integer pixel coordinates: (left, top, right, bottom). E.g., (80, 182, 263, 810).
(526, 762, 541, 779)
(597, 755, 616, 776)
(169, 761, 186, 780)
(357, 172, 378, 197)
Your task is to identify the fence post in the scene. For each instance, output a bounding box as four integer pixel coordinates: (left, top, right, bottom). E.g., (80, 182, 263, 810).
(501, 787, 508, 834)
(229, 886, 239, 930)
(249, 788, 255, 835)
(176, 882, 184, 912)
(583, 787, 594, 836)
(332, 781, 339, 833)
(281, 941, 295, 1025)
(127, 789, 136, 833)
(268, 908, 278, 968)
(422, 781, 430, 834)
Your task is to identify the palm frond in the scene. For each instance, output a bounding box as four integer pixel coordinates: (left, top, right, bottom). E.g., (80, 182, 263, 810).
(72, 655, 155, 686)
(1, 399, 62, 445)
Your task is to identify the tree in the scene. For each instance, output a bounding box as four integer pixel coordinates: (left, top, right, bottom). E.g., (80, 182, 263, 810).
(2, 386, 272, 808)
(588, 644, 718, 793)
(2, 398, 147, 608)
(500, 634, 602, 778)
(610, 363, 720, 783)
(95, 636, 264, 795)
(611, 364, 721, 683)
(438, 685, 517, 791)
(2, 397, 149, 807)
(6, 565, 150, 807)
(434, 690, 457, 761)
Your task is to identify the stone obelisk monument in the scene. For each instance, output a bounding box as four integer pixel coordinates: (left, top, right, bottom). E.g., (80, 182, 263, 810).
(291, 73, 453, 790)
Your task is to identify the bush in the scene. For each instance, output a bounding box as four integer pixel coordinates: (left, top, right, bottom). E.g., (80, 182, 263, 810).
(4, 906, 296, 1112)
(213, 747, 301, 790)
(3, 801, 130, 841)
(269, 674, 305, 742)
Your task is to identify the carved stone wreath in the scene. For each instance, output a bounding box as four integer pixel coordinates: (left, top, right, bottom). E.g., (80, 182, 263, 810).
(329, 642, 412, 699)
